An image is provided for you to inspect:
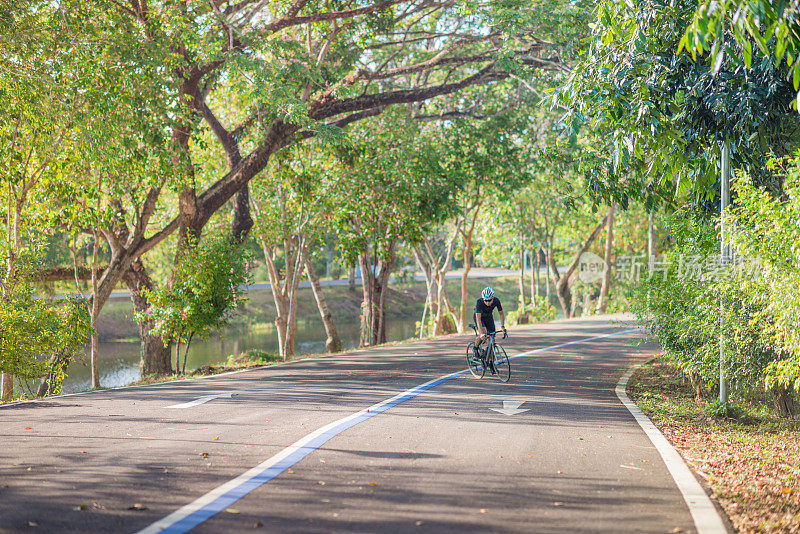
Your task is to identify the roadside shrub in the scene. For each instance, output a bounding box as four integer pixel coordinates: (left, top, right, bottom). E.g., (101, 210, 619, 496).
(732, 157, 800, 405)
(507, 296, 557, 325)
(631, 214, 779, 398)
(0, 249, 91, 396)
(139, 233, 252, 374)
(634, 154, 800, 417)
(235, 349, 281, 363)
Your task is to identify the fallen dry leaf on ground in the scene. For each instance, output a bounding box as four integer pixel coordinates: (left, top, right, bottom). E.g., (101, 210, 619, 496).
(631, 363, 800, 533)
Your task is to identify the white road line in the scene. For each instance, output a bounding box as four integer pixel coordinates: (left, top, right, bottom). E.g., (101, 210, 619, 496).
(136, 328, 641, 534)
(136, 369, 466, 534)
(166, 393, 233, 409)
(616, 367, 729, 533)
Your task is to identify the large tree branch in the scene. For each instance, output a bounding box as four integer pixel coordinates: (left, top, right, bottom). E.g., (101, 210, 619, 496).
(315, 40, 501, 105)
(132, 187, 164, 247)
(264, 0, 404, 33)
(285, 0, 312, 19)
(362, 33, 501, 81)
(196, 120, 298, 227)
(36, 266, 105, 282)
(135, 217, 181, 259)
(295, 107, 387, 141)
(195, 97, 241, 166)
(123, 45, 526, 262)
(218, 0, 261, 16)
(232, 112, 259, 139)
(112, 0, 137, 16)
(310, 63, 504, 121)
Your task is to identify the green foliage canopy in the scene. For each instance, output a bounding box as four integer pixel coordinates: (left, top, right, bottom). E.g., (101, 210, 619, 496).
(681, 0, 800, 108)
(556, 0, 799, 207)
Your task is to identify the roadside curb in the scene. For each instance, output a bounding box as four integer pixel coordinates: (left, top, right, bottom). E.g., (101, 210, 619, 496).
(616, 364, 731, 533)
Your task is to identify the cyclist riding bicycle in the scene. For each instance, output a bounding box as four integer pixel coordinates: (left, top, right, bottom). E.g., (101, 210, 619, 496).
(473, 286, 506, 359)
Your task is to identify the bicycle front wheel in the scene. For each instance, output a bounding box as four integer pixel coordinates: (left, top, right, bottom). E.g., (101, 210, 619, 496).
(466, 342, 485, 378)
(493, 344, 511, 382)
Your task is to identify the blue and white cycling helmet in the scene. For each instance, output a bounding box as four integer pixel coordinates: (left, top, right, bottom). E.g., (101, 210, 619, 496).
(481, 286, 495, 300)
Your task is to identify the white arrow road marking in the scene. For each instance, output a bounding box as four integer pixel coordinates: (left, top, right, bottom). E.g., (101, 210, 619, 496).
(166, 393, 234, 409)
(137, 329, 642, 534)
(490, 400, 529, 416)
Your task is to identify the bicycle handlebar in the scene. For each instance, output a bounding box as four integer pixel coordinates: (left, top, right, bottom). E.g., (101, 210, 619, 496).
(468, 323, 508, 339)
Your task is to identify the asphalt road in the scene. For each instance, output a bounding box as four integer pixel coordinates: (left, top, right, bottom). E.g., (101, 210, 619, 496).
(1, 315, 703, 533)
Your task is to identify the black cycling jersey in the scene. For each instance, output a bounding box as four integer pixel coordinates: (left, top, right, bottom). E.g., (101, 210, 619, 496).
(475, 297, 502, 333)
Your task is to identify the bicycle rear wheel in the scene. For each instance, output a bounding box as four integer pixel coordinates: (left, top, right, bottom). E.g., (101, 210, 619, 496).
(466, 342, 485, 378)
(493, 344, 511, 382)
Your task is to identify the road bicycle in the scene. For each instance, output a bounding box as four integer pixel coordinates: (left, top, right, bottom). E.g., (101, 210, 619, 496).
(466, 324, 510, 382)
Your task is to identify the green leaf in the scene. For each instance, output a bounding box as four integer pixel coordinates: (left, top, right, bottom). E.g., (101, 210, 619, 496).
(743, 40, 752, 69)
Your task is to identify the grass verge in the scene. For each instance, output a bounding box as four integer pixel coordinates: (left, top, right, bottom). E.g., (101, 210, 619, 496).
(128, 350, 285, 385)
(628, 359, 800, 533)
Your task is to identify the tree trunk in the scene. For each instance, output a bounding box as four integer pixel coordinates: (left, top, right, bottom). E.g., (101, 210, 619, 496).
(284, 237, 304, 360)
(348, 266, 356, 292)
(518, 248, 525, 307)
(545, 244, 551, 305)
(570, 286, 582, 318)
(182, 332, 194, 374)
(648, 210, 655, 260)
(689, 373, 704, 401)
(90, 328, 100, 388)
(1, 373, 14, 401)
(596, 205, 615, 314)
(376, 264, 390, 345)
(425, 240, 461, 336)
(434, 270, 456, 335)
(551, 215, 609, 318)
(532, 249, 539, 299)
(2, 199, 23, 400)
(771, 386, 798, 419)
(358, 253, 374, 347)
(90, 231, 101, 389)
(174, 335, 182, 375)
(458, 203, 481, 331)
(123, 261, 172, 375)
(303, 245, 342, 353)
(358, 244, 396, 346)
(413, 247, 436, 338)
(419, 226, 460, 337)
(231, 184, 254, 242)
(582, 287, 592, 317)
(419, 288, 430, 339)
(36, 353, 70, 397)
(545, 235, 565, 316)
(263, 243, 291, 360)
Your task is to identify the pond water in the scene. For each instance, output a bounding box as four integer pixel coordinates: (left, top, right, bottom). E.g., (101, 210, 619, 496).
(60, 317, 419, 393)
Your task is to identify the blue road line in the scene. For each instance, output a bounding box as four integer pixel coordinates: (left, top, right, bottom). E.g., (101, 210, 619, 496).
(138, 327, 640, 534)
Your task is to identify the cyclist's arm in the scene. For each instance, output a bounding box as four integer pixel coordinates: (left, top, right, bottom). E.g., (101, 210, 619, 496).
(498, 309, 506, 329)
(475, 312, 484, 335)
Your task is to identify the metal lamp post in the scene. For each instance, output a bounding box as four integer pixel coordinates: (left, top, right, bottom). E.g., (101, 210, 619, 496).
(719, 139, 730, 406)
